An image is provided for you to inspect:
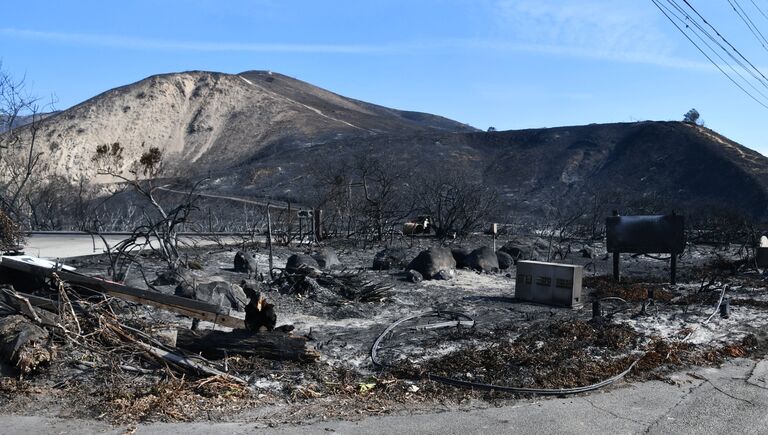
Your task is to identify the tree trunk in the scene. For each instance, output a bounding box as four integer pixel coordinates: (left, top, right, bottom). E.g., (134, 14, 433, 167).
(175, 329, 319, 362)
(0, 315, 54, 374)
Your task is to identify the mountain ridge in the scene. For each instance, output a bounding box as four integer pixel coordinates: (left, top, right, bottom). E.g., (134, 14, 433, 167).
(8, 70, 475, 182)
(3, 70, 768, 219)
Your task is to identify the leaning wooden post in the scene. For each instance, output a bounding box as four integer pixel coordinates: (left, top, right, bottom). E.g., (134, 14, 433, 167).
(670, 253, 677, 285)
(670, 210, 678, 285)
(267, 204, 274, 279)
(313, 208, 323, 243)
(286, 202, 292, 244)
(298, 214, 304, 245)
(611, 210, 620, 283)
(310, 212, 316, 245)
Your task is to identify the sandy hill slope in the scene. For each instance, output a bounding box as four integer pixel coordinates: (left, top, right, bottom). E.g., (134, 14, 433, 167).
(8, 70, 473, 180)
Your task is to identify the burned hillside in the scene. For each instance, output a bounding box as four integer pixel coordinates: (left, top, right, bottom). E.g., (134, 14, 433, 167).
(3, 69, 768, 231)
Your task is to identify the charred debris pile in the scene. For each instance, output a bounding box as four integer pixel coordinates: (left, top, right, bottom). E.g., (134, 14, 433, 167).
(0, 255, 388, 422)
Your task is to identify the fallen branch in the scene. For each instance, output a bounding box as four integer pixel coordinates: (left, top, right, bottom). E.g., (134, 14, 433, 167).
(0, 287, 57, 327)
(100, 320, 248, 384)
(134, 340, 246, 383)
(75, 359, 155, 374)
(0, 288, 42, 324)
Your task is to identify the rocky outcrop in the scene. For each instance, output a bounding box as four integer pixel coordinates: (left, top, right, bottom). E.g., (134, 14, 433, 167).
(466, 246, 499, 273)
(312, 248, 341, 269)
(373, 248, 408, 270)
(286, 254, 321, 275)
(451, 247, 472, 269)
(407, 247, 456, 280)
(234, 251, 258, 274)
(496, 251, 514, 270)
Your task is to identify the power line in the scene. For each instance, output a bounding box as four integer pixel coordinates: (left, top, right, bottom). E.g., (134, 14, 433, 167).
(662, 0, 768, 99)
(666, 0, 768, 103)
(650, 0, 768, 109)
(678, 0, 768, 86)
(651, 0, 768, 108)
(727, 0, 768, 52)
(749, 0, 768, 22)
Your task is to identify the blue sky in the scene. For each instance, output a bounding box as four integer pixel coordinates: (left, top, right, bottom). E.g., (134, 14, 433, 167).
(2, 0, 768, 155)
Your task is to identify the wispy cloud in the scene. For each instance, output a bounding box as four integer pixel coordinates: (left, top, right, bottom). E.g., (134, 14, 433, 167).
(493, 0, 671, 52)
(0, 25, 714, 71)
(0, 28, 394, 54)
(488, 0, 715, 70)
(473, 40, 714, 71)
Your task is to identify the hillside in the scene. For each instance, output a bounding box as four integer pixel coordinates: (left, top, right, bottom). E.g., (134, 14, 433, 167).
(4, 70, 768, 219)
(238, 120, 768, 218)
(472, 121, 768, 217)
(6, 70, 474, 180)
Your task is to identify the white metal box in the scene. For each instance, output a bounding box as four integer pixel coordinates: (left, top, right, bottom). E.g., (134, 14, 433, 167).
(515, 260, 583, 308)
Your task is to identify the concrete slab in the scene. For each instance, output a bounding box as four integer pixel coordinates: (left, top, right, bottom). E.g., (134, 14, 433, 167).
(747, 360, 768, 389)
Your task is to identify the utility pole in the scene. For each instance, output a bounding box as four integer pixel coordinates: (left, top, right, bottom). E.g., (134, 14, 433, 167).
(267, 204, 274, 279)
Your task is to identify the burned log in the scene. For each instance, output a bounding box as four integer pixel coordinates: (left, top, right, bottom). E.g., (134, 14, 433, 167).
(176, 329, 319, 362)
(0, 288, 59, 327)
(0, 315, 54, 374)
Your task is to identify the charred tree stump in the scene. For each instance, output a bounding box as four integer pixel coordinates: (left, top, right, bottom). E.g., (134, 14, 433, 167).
(670, 254, 677, 285)
(0, 315, 54, 374)
(175, 329, 319, 362)
(267, 204, 274, 279)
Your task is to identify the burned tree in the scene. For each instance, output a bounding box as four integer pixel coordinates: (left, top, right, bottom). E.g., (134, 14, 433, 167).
(312, 148, 412, 243)
(683, 108, 701, 125)
(0, 208, 22, 252)
(92, 142, 206, 280)
(410, 168, 499, 239)
(0, 64, 55, 241)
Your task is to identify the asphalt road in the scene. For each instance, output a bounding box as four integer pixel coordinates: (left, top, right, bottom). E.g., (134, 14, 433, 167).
(21, 233, 244, 259)
(1, 358, 766, 434)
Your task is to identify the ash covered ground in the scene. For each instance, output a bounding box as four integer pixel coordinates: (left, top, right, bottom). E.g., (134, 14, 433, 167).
(1, 234, 768, 428)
